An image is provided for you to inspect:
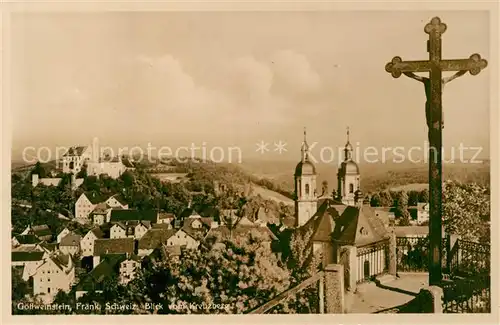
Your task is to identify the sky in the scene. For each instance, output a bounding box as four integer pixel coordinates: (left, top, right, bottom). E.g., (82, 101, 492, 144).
(10, 11, 491, 162)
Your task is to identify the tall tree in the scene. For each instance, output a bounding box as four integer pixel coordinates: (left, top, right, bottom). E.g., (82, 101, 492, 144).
(370, 193, 382, 207)
(443, 181, 490, 243)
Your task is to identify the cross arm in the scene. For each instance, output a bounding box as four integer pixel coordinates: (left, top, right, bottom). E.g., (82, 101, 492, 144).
(439, 54, 488, 75)
(385, 56, 431, 78)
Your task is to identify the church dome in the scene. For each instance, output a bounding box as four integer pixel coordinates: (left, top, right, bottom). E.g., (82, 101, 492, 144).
(341, 160, 359, 174)
(295, 160, 316, 176)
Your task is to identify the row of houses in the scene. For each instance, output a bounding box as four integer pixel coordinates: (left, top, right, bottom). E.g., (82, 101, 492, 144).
(12, 202, 278, 303)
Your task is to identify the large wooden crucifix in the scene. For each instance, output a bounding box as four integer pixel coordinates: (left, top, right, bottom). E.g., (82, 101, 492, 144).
(384, 16, 487, 286)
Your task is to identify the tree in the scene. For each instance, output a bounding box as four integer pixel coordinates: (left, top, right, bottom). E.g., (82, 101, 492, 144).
(419, 189, 429, 203)
(395, 190, 411, 226)
(379, 191, 393, 207)
(443, 181, 490, 243)
(370, 193, 382, 207)
(408, 190, 420, 206)
(128, 243, 291, 314)
(31, 161, 46, 178)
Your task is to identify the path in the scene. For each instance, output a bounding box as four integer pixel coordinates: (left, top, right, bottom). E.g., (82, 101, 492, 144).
(348, 273, 429, 313)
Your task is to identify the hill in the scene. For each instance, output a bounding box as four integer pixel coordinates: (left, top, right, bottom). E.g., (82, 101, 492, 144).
(239, 159, 490, 194)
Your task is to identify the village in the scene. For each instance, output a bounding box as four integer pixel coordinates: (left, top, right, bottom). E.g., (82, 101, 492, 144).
(11, 129, 449, 312)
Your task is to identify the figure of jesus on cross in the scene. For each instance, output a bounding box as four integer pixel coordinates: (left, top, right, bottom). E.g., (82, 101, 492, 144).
(384, 16, 487, 286)
(403, 69, 467, 141)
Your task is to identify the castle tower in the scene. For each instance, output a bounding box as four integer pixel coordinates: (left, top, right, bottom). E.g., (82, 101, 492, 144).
(337, 127, 360, 206)
(92, 137, 100, 163)
(294, 128, 318, 226)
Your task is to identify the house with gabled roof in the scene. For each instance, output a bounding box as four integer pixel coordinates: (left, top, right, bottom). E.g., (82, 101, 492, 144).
(59, 234, 81, 255)
(166, 229, 200, 250)
(38, 241, 58, 254)
(62, 145, 92, 174)
(204, 222, 278, 249)
(81, 228, 105, 257)
(93, 238, 135, 267)
(11, 250, 47, 281)
(21, 225, 52, 242)
(119, 254, 142, 284)
(57, 228, 72, 244)
(75, 192, 101, 223)
(105, 194, 128, 209)
(12, 234, 41, 247)
(91, 202, 113, 225)
(75, 254, 125, 300)
(33, 253, 76, 303)
(157, 212, 175, 225)
(138, 228, 176, 256)
(109, 209, 158, 223)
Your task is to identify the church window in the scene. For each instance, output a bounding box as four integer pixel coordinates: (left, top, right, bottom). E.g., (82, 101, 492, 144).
(349, 183, 354, 193)
(305, 184, 310, 195)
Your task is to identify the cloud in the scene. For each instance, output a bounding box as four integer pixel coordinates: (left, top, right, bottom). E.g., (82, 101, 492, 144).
(270, 50, 322, 95)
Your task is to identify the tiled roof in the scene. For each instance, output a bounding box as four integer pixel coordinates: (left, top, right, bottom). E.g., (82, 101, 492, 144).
(60, 234, 81, 247)
(94, 238, 135, 256)
(39, 242, 58, 252)
(12, 251, 44, 262)
(63, 146, 88, 157)
(31, 225, 52, 238)
(163, 245, 182, 257)
(138, 229, 176, 250)
(83, 192, 112, 205)
(301, 200, 343, 242)
(206, 224, 278, 242)
(110, 209, 157, 222)
(90, 227, 105, 239)
(109, 194, 128, 206)
(75, 254, 125, 291)
(14, 234, 40, 245)
(50, 253, 73, 271)
(158, 212, 175, 220)
(393, 226, 442, 237)
(332, 205, 389, 247)
(91, 202, 111, 214)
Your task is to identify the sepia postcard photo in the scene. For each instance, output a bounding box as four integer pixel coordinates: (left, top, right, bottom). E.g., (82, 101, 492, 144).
(3, 2, 498, 323)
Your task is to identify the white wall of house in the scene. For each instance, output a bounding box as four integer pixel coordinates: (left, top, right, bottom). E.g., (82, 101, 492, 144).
(110, 225, 127, 239)
(119, 260, 140, 284)
(137, 248, 154, 257)
(60, 245, 79, 256)
(33, 259, 75, 303)
(81, 231, 98, 257)
(166, 230, 199, 249)
(105, 196, 128, 209)
(57, 229, 72, 244)
(75, 194, 96, 222)
(21, 260, 44, 281)
(134, 224, 148, 240)
(93, 214, 106, 226)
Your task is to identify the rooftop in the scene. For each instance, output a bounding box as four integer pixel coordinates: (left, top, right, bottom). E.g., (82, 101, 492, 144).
(94, 238, 135, 256)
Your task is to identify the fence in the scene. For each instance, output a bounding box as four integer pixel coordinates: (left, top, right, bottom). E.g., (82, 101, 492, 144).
(396, 236, 449, 273)
(449, 239, 490, 276)
(356, 239, 390, 283)
(441, 274, 490, 313)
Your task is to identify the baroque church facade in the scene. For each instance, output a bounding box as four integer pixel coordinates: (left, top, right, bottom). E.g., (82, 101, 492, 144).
(293, 128, 390, 289)
(295, 128, 361, 227)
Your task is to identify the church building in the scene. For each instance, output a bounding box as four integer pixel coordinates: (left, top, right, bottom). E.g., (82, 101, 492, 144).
(293, 128, 391, 289)
(295, 128, 361, 227)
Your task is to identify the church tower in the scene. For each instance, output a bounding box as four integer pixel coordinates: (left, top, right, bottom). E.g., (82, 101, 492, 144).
(337, 127, 360, 206)
(295, 128, 318, 227)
